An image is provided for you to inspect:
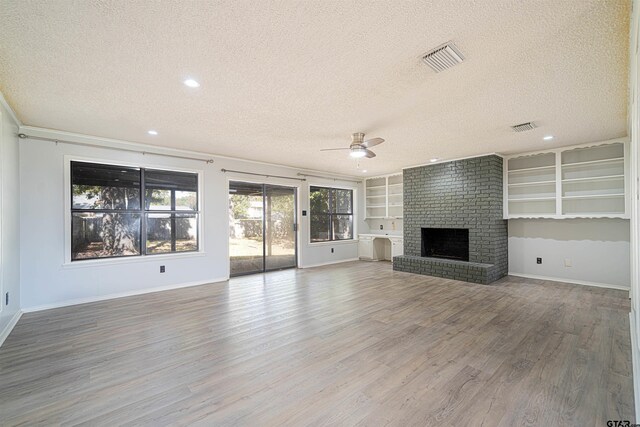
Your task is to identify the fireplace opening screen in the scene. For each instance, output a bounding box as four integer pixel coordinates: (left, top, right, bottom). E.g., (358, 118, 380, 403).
(421, 228, 469, 261)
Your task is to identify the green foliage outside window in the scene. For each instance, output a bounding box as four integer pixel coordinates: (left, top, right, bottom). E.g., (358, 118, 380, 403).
(310, 186, 353, 242)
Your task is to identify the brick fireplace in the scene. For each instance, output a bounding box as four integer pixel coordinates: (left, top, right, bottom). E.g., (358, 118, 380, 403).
(393, 155, 508, 284)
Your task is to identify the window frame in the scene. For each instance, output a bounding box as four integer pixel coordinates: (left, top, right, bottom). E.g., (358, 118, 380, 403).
(308, 185, 355, 243)
(64, 156, 203, 265)
(143, 168, 200, 255)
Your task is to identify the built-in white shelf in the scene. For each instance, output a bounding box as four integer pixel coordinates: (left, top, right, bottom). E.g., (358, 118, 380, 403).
(508, 197, 556, 202)
(365, 173, 403, 219)
(561, 157, 624, 167)
(508, 165, 556, 173)
(504, 140, 628, 219)
(562, 194, 624, 199)
(561, 175, 624, 183)
(508, 180, 556, 187)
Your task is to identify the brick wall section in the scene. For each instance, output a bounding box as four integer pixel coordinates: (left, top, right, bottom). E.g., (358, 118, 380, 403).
(393, 155, 508, 284)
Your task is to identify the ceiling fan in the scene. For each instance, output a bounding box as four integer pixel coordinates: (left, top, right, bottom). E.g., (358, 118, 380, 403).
(320, 132, 385, 158)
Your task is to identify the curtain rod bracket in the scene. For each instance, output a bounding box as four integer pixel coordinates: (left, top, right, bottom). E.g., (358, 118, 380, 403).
(19, 134, 214, 164)
(296, 172, 361, 184)
(221, 168, 306, 182)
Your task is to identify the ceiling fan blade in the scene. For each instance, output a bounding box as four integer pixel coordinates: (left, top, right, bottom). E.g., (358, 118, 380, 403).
(361, 138, 384, 148)
(364, 149, 376, 158)
(320, 148, 350, 151)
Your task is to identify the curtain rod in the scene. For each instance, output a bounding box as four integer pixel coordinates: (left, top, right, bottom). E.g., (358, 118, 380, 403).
(297, 173, 361, 184)
(221, 169, 306, 181)
(18, 133, 215, 164)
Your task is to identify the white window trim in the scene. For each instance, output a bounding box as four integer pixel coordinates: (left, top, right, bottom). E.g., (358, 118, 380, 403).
(61, 251, 207, 269)
(308, 239, 359, 247)
(307, 182, 358, 245)
(63, 155, 205, 266)
(0, 109, 3, 313)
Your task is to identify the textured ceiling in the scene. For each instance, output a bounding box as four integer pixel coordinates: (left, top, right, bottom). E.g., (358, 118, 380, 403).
(0, 0, 630, 176)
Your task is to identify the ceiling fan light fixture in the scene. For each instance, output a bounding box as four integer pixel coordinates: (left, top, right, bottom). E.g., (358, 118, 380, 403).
(350, 147, 367, 158)
(320, 133, 383, 158)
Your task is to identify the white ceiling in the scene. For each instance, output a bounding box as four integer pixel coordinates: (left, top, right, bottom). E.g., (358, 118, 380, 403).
(0, 0, 630, 177)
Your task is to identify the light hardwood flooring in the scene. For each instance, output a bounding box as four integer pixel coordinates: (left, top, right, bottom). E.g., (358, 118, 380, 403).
(0, 261, 633, 426)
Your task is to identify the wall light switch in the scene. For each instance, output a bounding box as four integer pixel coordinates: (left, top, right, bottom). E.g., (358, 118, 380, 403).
(564, 258, 572, 267)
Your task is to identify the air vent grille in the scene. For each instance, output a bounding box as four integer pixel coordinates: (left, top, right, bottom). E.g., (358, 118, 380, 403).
(511, 122, 537, 132)
(421, 42, 465, 73)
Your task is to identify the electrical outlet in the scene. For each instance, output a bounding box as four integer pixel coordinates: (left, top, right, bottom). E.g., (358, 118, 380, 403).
(160, 265, 165, 273)
(331, 248, 334, 253)
(380, 224, 383, 230)
(564, 258, 572, 267)
(536, 257, 542, 264)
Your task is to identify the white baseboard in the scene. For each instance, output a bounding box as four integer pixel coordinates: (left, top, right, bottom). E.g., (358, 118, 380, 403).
(630, 312, 640, 421)
(22, 277, 229, 313)
(0, 310, 23, 348)
(508, 272, 629, 291)
(300, 257, 360, 269)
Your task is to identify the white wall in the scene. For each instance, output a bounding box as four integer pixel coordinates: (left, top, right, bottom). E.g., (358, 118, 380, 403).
(19, 131, 364, 310)
(628, 0, 640, 417)
(0, 96, 21, 342)
(508, 218, 630, 289)
(364, 218, 403, 235)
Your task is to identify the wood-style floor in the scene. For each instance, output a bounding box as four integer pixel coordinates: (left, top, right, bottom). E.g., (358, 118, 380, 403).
(0, 261, 633, 426)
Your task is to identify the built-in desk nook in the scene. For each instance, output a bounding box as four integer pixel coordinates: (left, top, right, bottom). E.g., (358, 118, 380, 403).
(358, 234, 403, 262)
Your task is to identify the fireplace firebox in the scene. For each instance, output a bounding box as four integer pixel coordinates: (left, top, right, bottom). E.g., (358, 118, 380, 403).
(421, 228, 469, 262)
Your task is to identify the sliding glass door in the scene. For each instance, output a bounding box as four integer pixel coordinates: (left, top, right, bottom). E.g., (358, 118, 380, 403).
(229, 181, 297, 276)
(229, 182, 264, 276)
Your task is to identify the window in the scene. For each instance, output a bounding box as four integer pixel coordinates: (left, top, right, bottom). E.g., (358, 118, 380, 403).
(309, 186, 353, 242)
(71, 161, 198, 261)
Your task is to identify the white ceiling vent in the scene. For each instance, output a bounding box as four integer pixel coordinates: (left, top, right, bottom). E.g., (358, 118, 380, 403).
(421, 42, 465, 73)
(511, 122, 537, 132)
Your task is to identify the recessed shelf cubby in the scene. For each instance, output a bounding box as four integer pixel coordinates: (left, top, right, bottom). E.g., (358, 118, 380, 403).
(506, 153, 556, 216)
(365, 173, 403, 219)
(504, 140, 628, 219)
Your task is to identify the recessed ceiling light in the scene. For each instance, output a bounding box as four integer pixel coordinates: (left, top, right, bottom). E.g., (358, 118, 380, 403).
(362, 169, 367, 173)
(430, 158, 439, 163)
(147, 130, 158, 135)
(543, 135, 554, 141)
(184, 79, 200, 88)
